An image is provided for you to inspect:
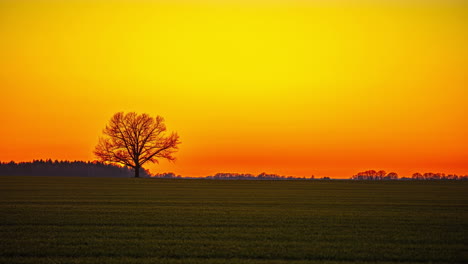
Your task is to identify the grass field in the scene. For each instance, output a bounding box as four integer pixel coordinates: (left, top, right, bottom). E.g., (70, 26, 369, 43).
(0, 176, 467, 264)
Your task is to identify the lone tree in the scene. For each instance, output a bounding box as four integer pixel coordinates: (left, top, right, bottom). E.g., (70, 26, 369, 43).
(94, 112, 180, 178)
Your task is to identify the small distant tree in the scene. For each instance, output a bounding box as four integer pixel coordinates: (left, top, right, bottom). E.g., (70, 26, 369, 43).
(412, 172, 423, 180)
(94, 112, 181, 178)
(386, 172, 398, 180)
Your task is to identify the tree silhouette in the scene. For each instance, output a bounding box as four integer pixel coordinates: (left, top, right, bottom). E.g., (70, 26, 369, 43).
(377, 170, 387, 180)
(94, 112, 180, 177)
(412, 172, 423, 180)
(386, 172, 398, 180)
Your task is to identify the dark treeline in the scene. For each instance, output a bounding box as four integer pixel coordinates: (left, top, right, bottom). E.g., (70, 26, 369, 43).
(351, 170, 468, 180)
(153, 172, 316, 180)
(409, 172, 468, 180)
(351, 170, 398, 180)
(0, 160, 151, 178)
(208, 172, 313, 180)
(2, 161, 467, 180)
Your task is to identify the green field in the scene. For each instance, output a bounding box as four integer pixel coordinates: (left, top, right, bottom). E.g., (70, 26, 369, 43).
(0, 176, 467, 264)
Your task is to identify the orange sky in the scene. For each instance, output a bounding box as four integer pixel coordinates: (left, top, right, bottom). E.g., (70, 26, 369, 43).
(0, 1, 467, 178)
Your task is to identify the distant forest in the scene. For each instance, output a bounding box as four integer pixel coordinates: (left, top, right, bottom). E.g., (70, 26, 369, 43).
(1, 161, 467, 180)
(0, 160, 151, 178)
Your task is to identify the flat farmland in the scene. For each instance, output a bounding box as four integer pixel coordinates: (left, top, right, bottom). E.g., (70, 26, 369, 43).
(0, 176, 467, 264)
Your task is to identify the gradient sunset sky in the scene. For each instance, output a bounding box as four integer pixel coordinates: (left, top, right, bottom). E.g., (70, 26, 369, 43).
(1, 0, 467, 178)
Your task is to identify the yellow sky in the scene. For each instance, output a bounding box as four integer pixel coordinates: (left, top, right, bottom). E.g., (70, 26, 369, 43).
(1, 1, 467, 177)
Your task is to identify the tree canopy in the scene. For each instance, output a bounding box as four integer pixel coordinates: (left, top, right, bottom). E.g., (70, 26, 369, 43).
(94, 112, 180, 177)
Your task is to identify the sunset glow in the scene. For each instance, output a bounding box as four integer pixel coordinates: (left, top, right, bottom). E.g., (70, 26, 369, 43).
(1, 1, 467, 178)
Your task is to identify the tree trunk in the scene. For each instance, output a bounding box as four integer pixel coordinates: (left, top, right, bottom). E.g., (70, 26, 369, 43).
(135, 166, 140, 178)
